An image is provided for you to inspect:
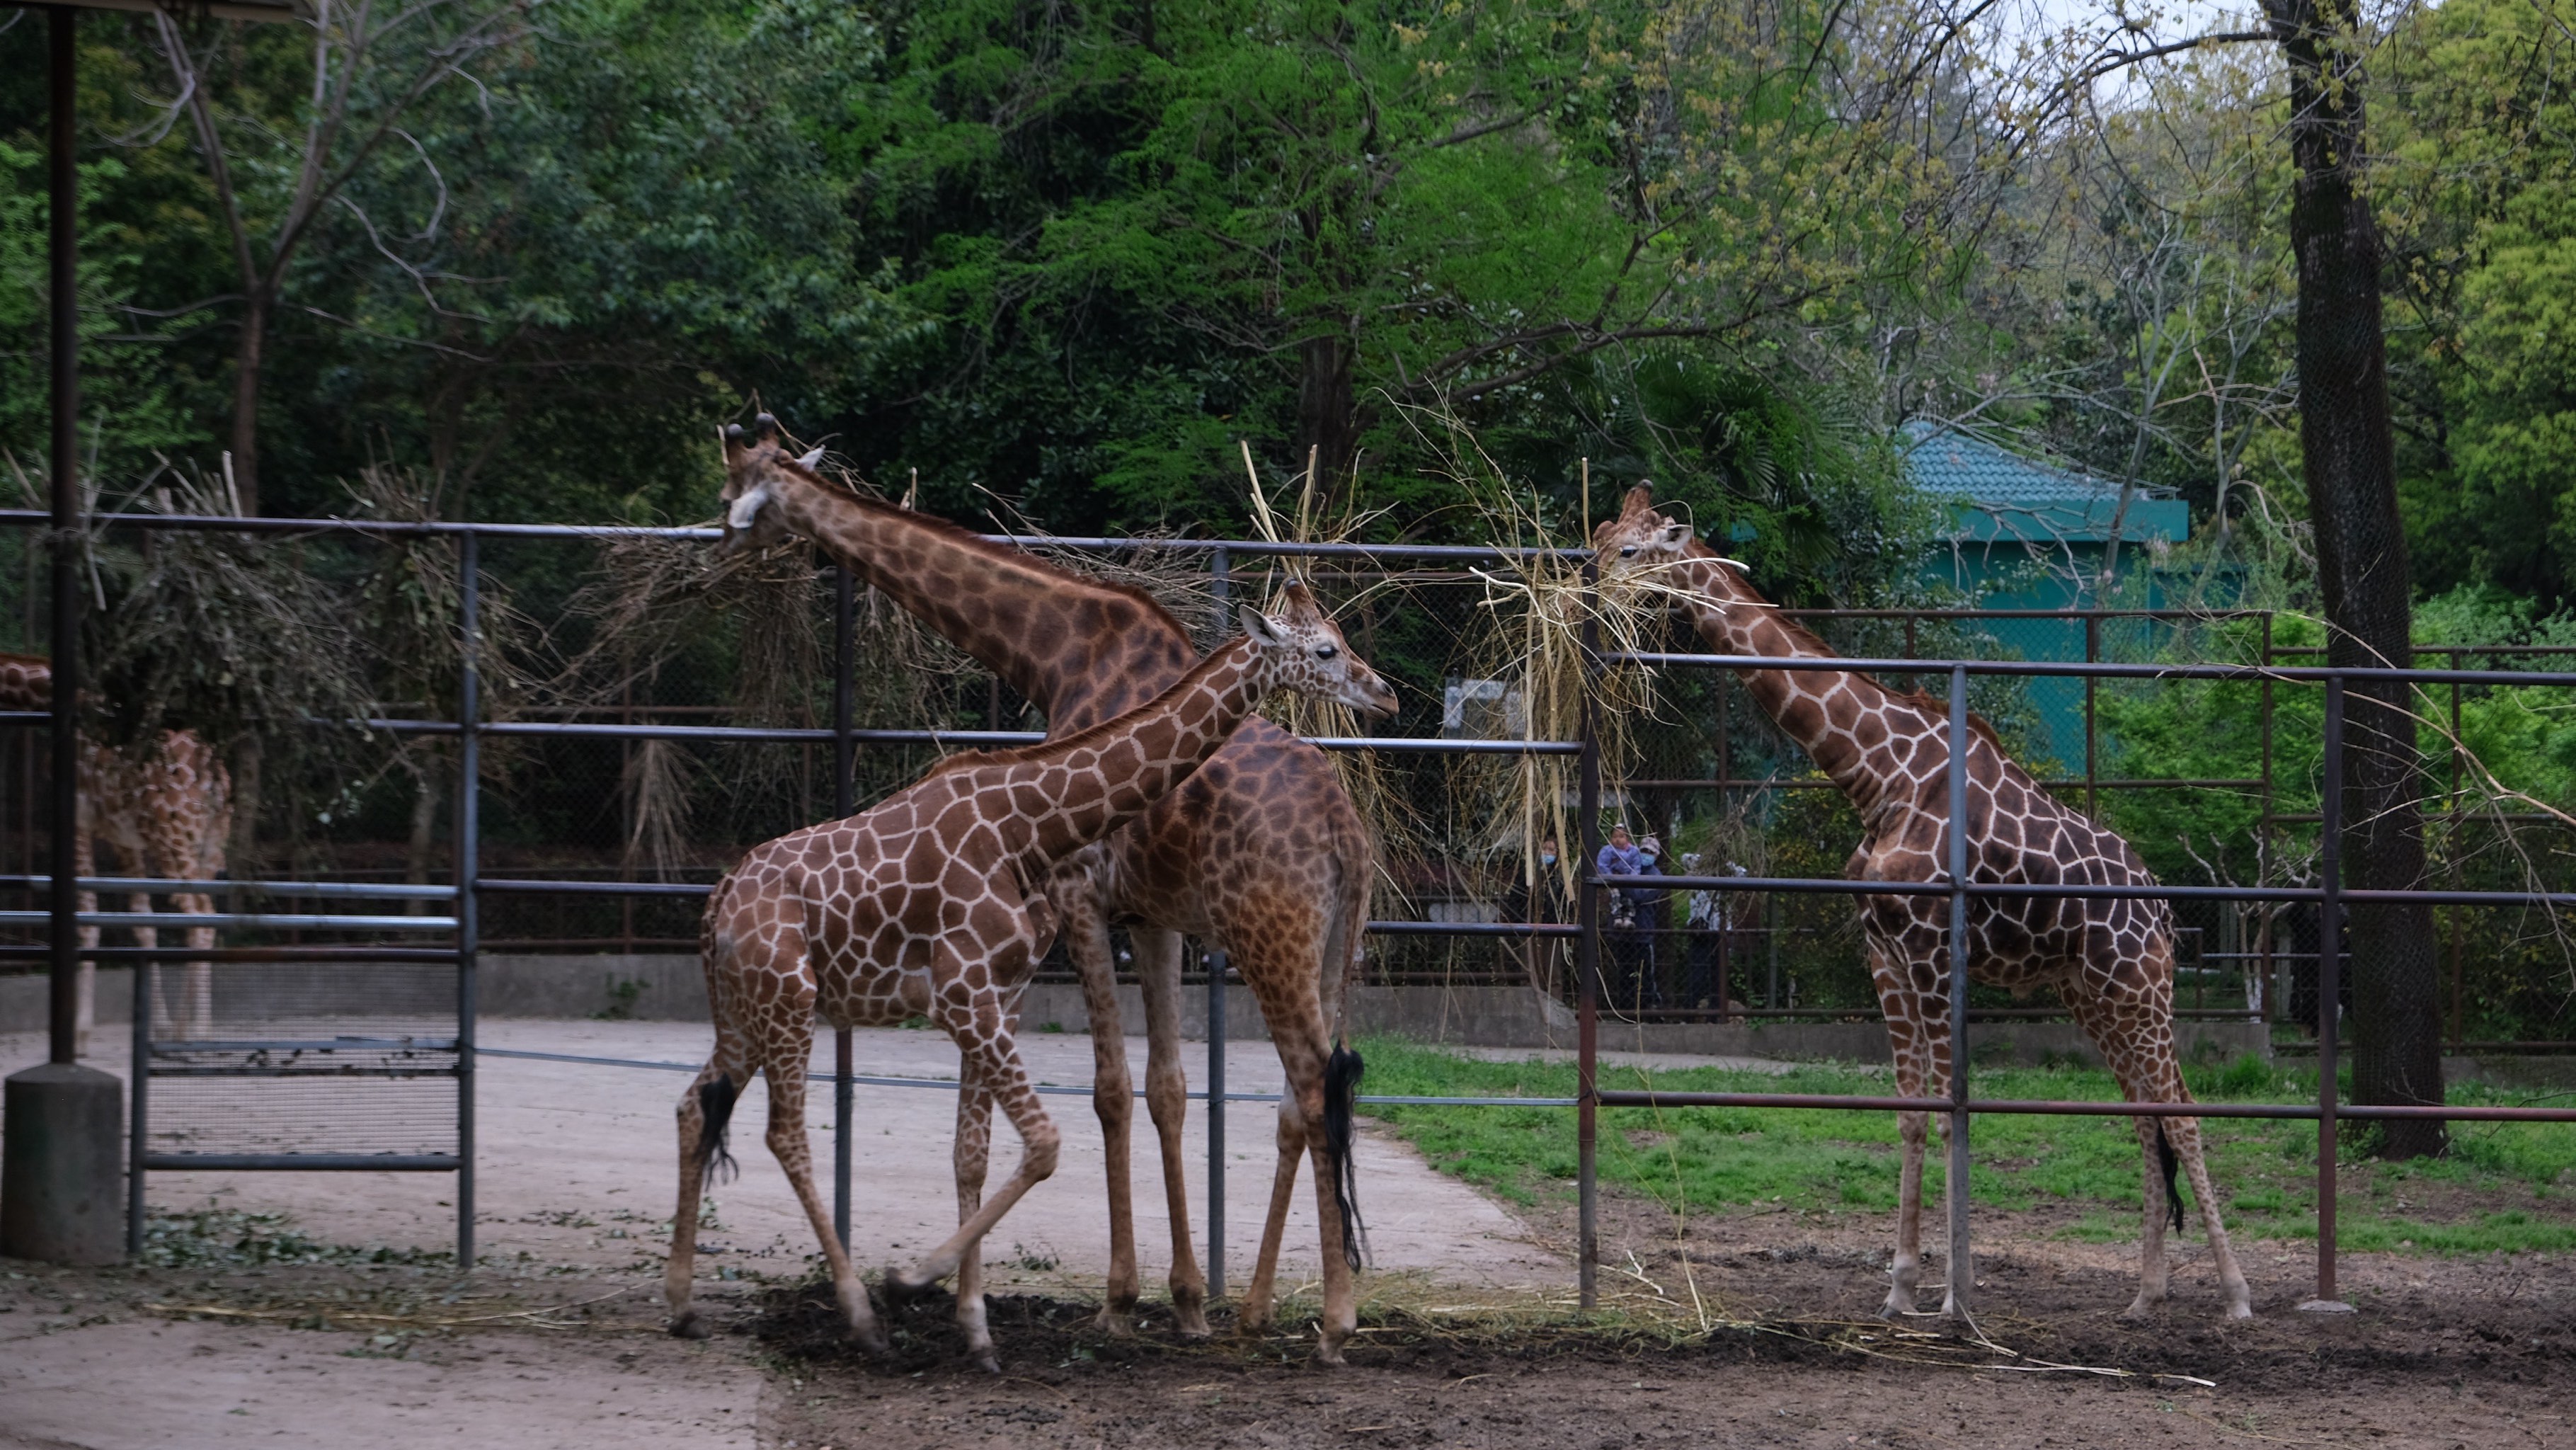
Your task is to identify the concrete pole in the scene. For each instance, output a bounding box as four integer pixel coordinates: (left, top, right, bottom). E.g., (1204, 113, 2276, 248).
(4, 6, 125, 1267)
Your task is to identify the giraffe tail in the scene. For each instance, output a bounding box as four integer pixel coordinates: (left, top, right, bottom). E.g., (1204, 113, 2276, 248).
(2153, 1121, 2184, 1231)
(694, 1074, 741, 1189)
(1324, 1043, 1369, 1270)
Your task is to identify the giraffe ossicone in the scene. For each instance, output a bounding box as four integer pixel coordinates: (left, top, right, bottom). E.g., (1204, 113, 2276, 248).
(1594, 484, 2254, 1323)
(713, 416, 1382, 1357)
(667, 590, 1395, 1370)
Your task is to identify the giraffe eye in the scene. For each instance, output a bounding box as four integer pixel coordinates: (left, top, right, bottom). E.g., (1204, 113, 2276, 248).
(1315, 644, 1339, 661)
(1619, 546, 1637, 559)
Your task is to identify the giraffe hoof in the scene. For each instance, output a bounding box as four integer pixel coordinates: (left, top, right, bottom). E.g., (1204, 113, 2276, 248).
(2118, 1296, 2158, 1321)
(1310, 1342, 1349, 1369)
(668, 1309, 711, 1340)
(1089, 1306, 1135, 1338)
(971, 1349, 1000, 1374)
(2223, 1300, 2254, 1322)
(881, 1269, 940, 1306)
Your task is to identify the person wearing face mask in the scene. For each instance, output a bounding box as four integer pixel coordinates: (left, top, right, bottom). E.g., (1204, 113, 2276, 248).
(1596, 824, 1659, 1017)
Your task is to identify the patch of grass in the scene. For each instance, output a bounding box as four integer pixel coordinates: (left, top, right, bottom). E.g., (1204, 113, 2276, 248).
(1351, 1038, 2576, 1255)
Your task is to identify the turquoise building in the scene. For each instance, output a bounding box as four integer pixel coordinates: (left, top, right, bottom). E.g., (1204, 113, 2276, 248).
(1900, 423, 2191, 773)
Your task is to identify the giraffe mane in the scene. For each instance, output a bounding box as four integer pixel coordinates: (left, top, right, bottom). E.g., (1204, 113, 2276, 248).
(758, 447, 1196, 646)
(1891, 687, 2005, 752)
(912, 637, 1253, 782)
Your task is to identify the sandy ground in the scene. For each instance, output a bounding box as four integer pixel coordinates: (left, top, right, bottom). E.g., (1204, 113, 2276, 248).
(1, 1020, 1566, 1294)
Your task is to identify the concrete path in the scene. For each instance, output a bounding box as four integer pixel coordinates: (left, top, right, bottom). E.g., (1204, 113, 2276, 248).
(1, 1022, 1567, 1298)
(0, 1312, 756, 1450)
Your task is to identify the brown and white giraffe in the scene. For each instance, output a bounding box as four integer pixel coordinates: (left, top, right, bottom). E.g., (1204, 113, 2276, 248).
(717, 418, 1378, 1346)
(1593, 486, 2252, 1321)
(665, 582, 1397, 1370)
(0, 653, 231, 1049)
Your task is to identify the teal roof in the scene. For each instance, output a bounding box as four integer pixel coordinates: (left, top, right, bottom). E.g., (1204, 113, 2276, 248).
(1899, 422, 2187, 547)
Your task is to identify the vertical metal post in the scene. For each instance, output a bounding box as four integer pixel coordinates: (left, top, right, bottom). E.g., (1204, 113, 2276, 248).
(455, 531, 481, 1272)
(127, 957, 147, 1257)
(1575, 559, 1602, 1311)
(2307, 675, 2347, 1311)
(46, 5, 80, 1071)
(2083, 615, 2100, 819)
(2260, 614, 2278, 1021)
(2447, 649, 2465, 1047)
(1206, 544, 1229, 1298)
(1206, 947, 1227, 1299)
(832, 566, 855, 1250)
(1945, 663, 1974, 1318)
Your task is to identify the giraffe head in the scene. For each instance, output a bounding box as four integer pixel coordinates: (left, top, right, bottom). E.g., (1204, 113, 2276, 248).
(1588, 483, 1694, 569)
(716, 413, 828, 556)
(1238, 581, 1399, 718)
(1589, 482, 1765, 612)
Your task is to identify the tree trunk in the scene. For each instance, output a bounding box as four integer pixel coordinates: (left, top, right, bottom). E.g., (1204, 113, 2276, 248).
(1295, 331, 1360, 494)
(229, 287, 268, 515)
(2267, 0, 2446, 1155)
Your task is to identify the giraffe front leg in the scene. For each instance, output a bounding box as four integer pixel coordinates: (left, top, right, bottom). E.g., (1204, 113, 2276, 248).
(127, 893, 160, 1043)
(892, 987, 1060, 1371)
(951, 1049, 999, 1371)
(1870, 940, 1934, 1319)
(178, 890, 216, 1040)
(1131, 926, 1211, 1337)
(1063, 898, 1143, 1336)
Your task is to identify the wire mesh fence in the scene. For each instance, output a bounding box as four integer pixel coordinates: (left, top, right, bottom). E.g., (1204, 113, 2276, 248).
(8, 508, 2576, 1312)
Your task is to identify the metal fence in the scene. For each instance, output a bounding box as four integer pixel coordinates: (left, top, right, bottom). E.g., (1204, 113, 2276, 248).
(11, 508, 2576, 1319)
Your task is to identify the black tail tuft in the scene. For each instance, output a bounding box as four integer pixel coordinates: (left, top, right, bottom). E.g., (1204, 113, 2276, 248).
(2154, 1121, 2184, 1231)
(1324, 1042, 1370, 1271)
(694, 1075, 740, 1190)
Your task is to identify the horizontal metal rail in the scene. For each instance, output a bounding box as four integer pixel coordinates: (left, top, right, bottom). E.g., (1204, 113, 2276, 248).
(1614, 650, 2576, 688)
(471, 1045, 1575, 1105)
(142, 1153, 459, 1172)
(469, 1046, 2568, 1119)
(2, 910, 459, 930)
(151, 1037, 459, 1052)
(0, 875, 457, 899)
(351, 717, 1582, 754)
(0, 945, 462, 962)
(1595, 872, 2576, 909)
(1, 508, 1589, 561)
(1594, 1088, 2576, 1122)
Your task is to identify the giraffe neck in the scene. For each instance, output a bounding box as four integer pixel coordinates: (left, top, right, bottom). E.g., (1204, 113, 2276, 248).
(989, 636, 1274, 866)
(1662, 542, 1942, 816)
(764, 473, 1198, 729)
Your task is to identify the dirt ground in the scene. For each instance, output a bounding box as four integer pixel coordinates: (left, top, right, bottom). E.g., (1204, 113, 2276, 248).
(7, 1184, 2568, 1449)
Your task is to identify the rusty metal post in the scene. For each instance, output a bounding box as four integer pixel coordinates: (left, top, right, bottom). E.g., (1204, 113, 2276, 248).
(833, 566, 855, 1250)
(1945, 663, 1974, 1319)
(1576, 558, 1602, 1311)
(1206, 544, 1230, 1298)
(2083, 615, 2100, 818)
(2303, 676, 2351, 1313)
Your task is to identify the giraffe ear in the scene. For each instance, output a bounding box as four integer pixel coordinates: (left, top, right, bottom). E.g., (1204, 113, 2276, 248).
(1658, 521, 1690, 548)
(796, 446, 825, 469)
(726, 482, 772, 530)
(1239, 603, 1288, 647)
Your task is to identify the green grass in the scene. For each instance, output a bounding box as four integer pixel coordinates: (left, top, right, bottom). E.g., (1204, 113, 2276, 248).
(1353, 1037, 2576, 1255)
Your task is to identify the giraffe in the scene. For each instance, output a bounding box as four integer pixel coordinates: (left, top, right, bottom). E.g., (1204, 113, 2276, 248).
(0, 653, 231, 1050)
(1593, 485, 2252, 1321)
(717, 416, 1378, 1345)
(665, 584, 1396, 1370)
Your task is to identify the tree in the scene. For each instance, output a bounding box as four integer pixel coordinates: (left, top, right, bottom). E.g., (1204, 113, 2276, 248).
(142, 0, 530, 513)
(2259, 0, 2445, 1152)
